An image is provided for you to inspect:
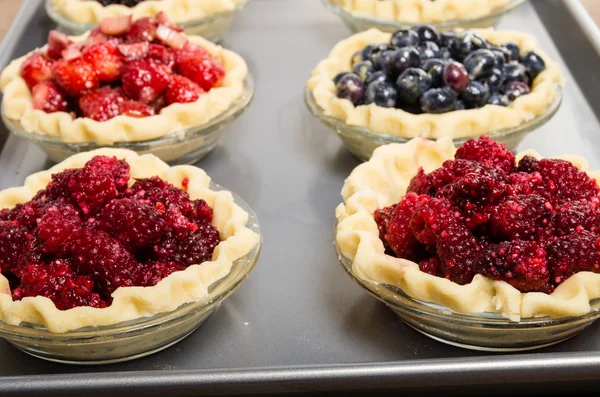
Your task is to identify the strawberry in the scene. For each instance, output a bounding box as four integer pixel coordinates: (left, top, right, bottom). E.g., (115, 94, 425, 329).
(121, 60, 171, 104)
(119, 101, 155, 117)
(118, 42, 149, 61)
(89, 27, 123, 46)
(78, 87, 125, 121)
(147, 44, 175, 69)
(47, 30, 73, 60)
(82, 42, 123, 83)
(176, 52, 225, 91)
(32, 81, 69, 113)
(20, 52, 53, 89)
(126, 17, 158, 43)
(165, 75, 204, 105)
(52, 58, 100, 97)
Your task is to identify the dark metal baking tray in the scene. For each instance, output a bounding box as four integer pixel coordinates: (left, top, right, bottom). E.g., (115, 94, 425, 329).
(1, 0, 600, 395)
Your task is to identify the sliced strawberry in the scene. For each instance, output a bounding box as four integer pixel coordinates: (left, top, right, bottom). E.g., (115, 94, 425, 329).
(165, 75, 204, 105)
(126, 17, 158, 43)
(61, 45, 82, 61)
(32, 81, 69, 113)
(100, 15, 132, 36)
(119, 100, 155, 117)
(79, 87, 125, 121)
(118, 42, 149, 61)
(47, 30, 73, 60)
(156, 25, 188, 50)
(147, 44, 175, 69)
(178, 42, 210, 58)
(121, 60, 171, 104)
(20, 52, 53, 89)
(156, 12, 184, 32)
(176, 53, 225, 91)
(149, 95, 166, 113)
(52, 58, 100, 97)
(83, 42, 123, 82)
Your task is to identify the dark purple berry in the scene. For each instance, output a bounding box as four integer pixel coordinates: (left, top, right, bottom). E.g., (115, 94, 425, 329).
(420, 87, 457, 113)
(443, 61, 469, 92)
(396, 68, 432, 105)
(335, 73, 365, 105)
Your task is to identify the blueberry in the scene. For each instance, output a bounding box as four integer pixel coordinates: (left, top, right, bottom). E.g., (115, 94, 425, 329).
(462, 81, 490, 109)
(420, 87, 458, 113)
(417, 41, 440, 62)
(333, 72, 349, 85)
(443, 61, 469, 92)
(463, 49, 496, 80)
(449, 31, 488, 61)
(366, 70, 392, 85)
(335, 73, 365, 105)
(367, 43, 394, 64)
(361, 44, 377, 61)
(455, 100, 466, 110)
(482, 68, 505, 91)
(396, 68, 432, 105)
(520, 51, 546, 80)
(353, 60, 375, 81)
(412, 25, 439, 44)
(503, 61, 529, 84)
(385, 47, 421, 77)
(365, 80, 398, 108)
(390, 29, 420, 48)
(490, 48, 506, 70)
(503, 42, 520, 61)
(351, 50, 364, 68)
(422, 58, 445, 88)
(440, 31, 456, 48)
(502, 81, 530, 102)
(488, 92, 510, 106)
(373, 49, 396, 72)
(440, 48, 452, 60)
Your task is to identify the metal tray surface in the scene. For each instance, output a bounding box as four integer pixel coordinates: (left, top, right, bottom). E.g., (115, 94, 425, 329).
(1, 0, 600, 395)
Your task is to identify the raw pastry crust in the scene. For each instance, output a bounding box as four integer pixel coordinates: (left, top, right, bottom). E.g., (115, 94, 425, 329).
(335, 137, 600, 321)
(0, 148, 260, 333)
(49, 0, 249, 25)
(0, 33, 248, 145)
(307, 28, 565, 140)
(327, 0, 514, 24)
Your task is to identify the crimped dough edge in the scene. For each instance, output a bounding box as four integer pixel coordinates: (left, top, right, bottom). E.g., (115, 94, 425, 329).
(0, 33, 248, 145)
(335, 137, 600, 321)
(307, 28, 565, 140)
(50, 0, 248, 24)
(0, 148, 260, 333)
(328, 0, 514, 24)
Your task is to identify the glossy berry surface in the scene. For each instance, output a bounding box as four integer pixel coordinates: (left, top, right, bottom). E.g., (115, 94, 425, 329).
(335, 73, 365, 106)
(365, 80, 397, 108)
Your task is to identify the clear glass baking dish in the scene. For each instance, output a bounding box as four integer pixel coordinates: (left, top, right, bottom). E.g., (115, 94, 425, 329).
(2, 75, 254, 165)
(0, 182, 262, 364)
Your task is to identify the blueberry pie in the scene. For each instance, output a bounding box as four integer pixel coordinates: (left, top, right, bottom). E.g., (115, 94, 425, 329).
(307, 27, 564, 140)
(0, 149, 259, 333)
(336, 136, 600, 320)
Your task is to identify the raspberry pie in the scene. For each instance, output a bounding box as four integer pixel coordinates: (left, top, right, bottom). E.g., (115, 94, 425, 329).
(336, 137, 600, 320)
(0, 149, 259, 333)
(0, 14, 248, 145)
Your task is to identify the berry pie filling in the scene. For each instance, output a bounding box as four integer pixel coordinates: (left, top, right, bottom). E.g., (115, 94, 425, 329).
(94, 0, 148, 6)
(19, 13, 225, 121)
(334, 25, 545, 113)
(0, 155, 220, 310)
(374, 136, 600, 294)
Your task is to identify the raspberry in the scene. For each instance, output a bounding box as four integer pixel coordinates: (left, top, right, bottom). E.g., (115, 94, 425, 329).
(489, 194, 553, 241)
(419, 257, 442, 277)
(82, 41, 124, 83)
(194, 199, 214, 223)
(436, 223, 482, 285)
(506, 171, 545, 196)
(175, 51, 225, 91)
(0, 222, 30, 274)
(381, 193, 430, 260)
(119, 101, 155, 117)
(100, 198, 166, 250)
(142, 261, 186, 287)
(474, 241, 549, 292)
(536, 159, 600, 202)
(52, 58, 100, 97)
(547, 231, 600, 284)
(165, 75, 204, 105)
(374, 205, 396, 246)
(78, 87, 125, 121)
(19, 52, 53, 89)
(37, 203, 82, 256)
(152, 224, 220, 267)
(84, 155, 130, 192)
(68, 167, 118, 215)
(121, 60, 171, 103)
(46, 30, 73, 60)
(429, 159, 484, 191)
(555, 200, 600, 236)
(3, 200, 48, 230)
(32, 81, 69, 113)
(406, 168, 434, 195)
(455, 136, 516, 173)
(516, 156, 540, 173)
(409, 197, 457, 245)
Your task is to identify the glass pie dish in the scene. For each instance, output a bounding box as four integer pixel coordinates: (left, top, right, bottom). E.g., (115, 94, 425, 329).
(322, 0, 527, 33)
(2, 75, 254, 165)
(0, 182, 262, 365)
(334, 221, 600, 352)
(45, 0, 252, 42)
(305, 83, 562, 162)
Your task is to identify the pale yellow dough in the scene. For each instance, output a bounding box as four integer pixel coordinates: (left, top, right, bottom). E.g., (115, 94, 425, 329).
(0, 33, 248, 145)
(50, 0, 248, 25)
(336, 138, 600, 321)
(329, 0, 515, 23)
(307, 29, 565, 139)
(0, 148, 260, 333)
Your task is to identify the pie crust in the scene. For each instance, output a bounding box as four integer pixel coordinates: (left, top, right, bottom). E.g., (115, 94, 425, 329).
(49, 0, 248, 25)
(0, 148, 260, 333)
(0, 33, 248, 145)
(307, 28, 565, 140)
(335, 137, 600, 321)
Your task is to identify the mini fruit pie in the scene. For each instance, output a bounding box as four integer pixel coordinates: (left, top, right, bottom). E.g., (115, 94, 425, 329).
(336, 136, 600, 320)
(0, 149, 259, 333)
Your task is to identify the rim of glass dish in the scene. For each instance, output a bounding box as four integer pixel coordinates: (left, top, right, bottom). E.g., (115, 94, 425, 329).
(2, 74, 255, 151)
(0, 182, 262, 339)
(45, 0, 252, 33)
(321, 0, 527, 30)
(333, 220, 600, 327)
(304, 83, 563, 146)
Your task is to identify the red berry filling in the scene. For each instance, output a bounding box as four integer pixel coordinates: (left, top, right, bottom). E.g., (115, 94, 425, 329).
(375, 136, 600, 293)
(0, 156, 220, 309)
(20, 13, 224, 121)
